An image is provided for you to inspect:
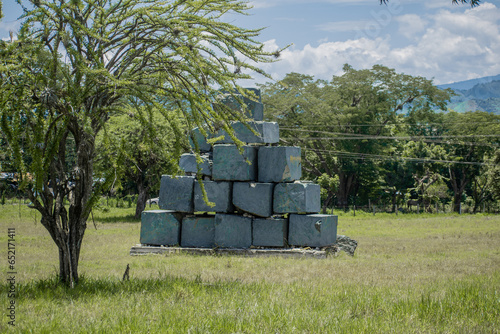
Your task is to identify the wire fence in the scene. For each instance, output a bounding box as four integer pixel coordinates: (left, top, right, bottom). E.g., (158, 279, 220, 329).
(327, 202, 500, 215)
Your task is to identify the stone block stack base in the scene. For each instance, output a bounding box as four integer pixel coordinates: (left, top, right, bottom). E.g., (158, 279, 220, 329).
(138, 88, 338, 253)
(140, 210, 183, 246)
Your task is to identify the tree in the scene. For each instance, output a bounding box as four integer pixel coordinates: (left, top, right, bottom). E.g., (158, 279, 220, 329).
(440, 111, 500, 212)
(95, 106, 187, 218)
(402, 140, 448, 212)
(0, 0, 282, 285)
(489, 150, 500, 201)
(261, 65, 452, 209)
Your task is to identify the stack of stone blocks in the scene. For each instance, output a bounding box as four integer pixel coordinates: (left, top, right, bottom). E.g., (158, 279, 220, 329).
(140, 89, 338, 249)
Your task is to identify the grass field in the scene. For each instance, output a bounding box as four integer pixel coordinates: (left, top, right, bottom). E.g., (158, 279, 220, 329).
(0, 204, 499, 333)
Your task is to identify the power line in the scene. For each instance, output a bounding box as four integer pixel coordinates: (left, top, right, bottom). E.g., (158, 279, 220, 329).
(281, 136, 499, 147)
(289, 137, 500, 147)
(279, 120, 500, 128)
(280, 127, 500, 139)
(297, 147, 495, 166)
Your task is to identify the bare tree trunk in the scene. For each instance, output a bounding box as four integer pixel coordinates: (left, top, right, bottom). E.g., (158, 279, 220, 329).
(29, 127, 94, 285)
(321, 190, 335, 214)
(449, 167, 469, 213)
(336, 172, 355, 207)
(391, 191, 397, 213)
(135, 177, 149, 219)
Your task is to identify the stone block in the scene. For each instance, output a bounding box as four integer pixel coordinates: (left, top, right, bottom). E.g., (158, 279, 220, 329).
(179, 153, 212, 177)
(288, 214, 338, 247)
(252, 217, 288, 247)
(140, 210, 183, 246)
(214, 214, 252, 248)
(212, 145, 257, 181)
(258, 146, 301, 182)
(194, 181, 233, 213)
(189, 127, 212, 152)
(232, 182, 274, 217)
(217, 121, 279, 144)
(219, 88, 264, 121)
(181, 216, 215, 248)
(159, 175, 195, 213)
(273, 182, 321, 214)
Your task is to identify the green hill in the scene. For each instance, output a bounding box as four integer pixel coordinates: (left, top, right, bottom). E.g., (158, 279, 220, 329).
(438, 77, 500, 114)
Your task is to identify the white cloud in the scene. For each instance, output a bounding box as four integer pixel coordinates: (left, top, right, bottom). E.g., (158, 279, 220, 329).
(257, 2, 500, 85)
(396, 14, 427, 40)
(258, 37, 392, 82)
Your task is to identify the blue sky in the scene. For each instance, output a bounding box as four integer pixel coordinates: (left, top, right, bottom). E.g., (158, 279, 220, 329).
(2, 0, 499, 85)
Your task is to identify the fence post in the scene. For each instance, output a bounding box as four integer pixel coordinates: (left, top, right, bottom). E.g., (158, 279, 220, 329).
(373, 205, 376, 216)
(417, 203, 420, 214)
(396, 204, 398, 216)
(353, 205, 356, 217)
(459, 202, 462, 215)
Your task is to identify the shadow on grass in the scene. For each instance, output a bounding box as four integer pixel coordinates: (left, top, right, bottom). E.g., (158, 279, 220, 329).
(10, 275, 245, 300)
(94, 215, 139, 224)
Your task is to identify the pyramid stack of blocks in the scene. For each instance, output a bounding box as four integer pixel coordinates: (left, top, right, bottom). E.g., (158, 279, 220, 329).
(140, 89, 338, 249)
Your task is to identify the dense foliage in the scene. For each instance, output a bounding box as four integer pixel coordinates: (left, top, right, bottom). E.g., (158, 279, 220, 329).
(0, 0, 282, 285)
(259, 66, 500, 213)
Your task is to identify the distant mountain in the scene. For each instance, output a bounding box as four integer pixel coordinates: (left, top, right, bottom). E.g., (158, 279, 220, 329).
(438, 74, 500, 91)
(437, 75, 500, 115)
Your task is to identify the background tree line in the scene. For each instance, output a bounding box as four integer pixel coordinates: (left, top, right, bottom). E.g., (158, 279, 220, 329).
(258, 65, 500, 214)
(3, 63, 499, 215)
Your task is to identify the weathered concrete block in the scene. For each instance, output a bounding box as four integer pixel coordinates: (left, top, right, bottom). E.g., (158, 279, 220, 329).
(232, 182, 274, 217)
(194, 181, 233, 213)
(159, 175, 195, 213)
(219, 88, 264, 121)
(217, 121, 279, 144)
(181, 216, 215, 248)
(214, 214, 252, 248)
(212, 145, 257, 181)
(189, 127, 212, 152)
(140, 210, 183, 246)
(253, 217, 288, 247)
(179, 153, 212, 177)
(288, 214, 338, 247)
(273, 182, 321, 214)
(258, 146, 302, 183)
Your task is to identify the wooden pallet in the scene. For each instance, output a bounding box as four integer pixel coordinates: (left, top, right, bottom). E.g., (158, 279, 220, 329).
(130, 244, 330, 259)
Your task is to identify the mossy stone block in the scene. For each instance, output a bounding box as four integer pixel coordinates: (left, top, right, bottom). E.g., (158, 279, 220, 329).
(258, 146, 302, 183)
(288, 214, 338, 247)
(212, 145, 257, 181)
(179, 153, 212, 177)
(140, 210, 183, 246)
(189, 127, 212, 152)
(194, 181, 233, 213)
(159, 175, 195, 213)
(220, 88, 264, 121)
(181, 216, 215, 248)
(273, 182, 320, 214)
(217, 121, 279, 144)
(232, 182, 274, 217)
(253, 217, 288, 247)
(214, 214, 252, 248)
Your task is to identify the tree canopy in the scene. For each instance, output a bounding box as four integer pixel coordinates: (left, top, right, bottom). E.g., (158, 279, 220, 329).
(0, 0, 283, 285)
(260, 65, 453, 209)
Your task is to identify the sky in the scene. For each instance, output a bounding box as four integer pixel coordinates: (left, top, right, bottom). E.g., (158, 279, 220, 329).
(1, 0, 500, 86)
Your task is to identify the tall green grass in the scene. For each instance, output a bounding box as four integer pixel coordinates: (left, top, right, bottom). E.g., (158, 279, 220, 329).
(0, 203, 499, 333)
